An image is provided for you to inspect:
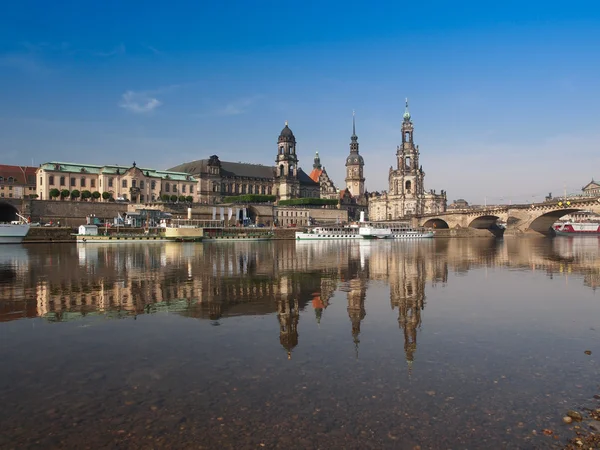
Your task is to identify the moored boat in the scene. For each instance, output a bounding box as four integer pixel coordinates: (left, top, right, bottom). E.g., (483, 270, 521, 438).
(295, 225, 361, 240)
(553, 222, 600, 236)
(0, 214, 31, 244)
(359, 222, 434, 239)
(203, 227, 274, 242)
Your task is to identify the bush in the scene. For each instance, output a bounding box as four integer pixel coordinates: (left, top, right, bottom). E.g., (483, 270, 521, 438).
(92, 191, 101, 201)
(81, 190, 92, 201)
(222, 194, 276, 203)
(185, 195, 193, 203)
(49, 188, 60, 200)
(178, 195, 186, 202)
(27, 194, 39, 199)
(161, 194, 170, 202)
(60, 189, 70, 200)
(102, 192, 111, 200)
(170, 194, 178, 202)
(278, 198, 338, 206)
(70, 189, 81, 200)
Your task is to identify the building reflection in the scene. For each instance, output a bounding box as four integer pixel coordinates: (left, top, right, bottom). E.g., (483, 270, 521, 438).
(2, 237, 600, 361)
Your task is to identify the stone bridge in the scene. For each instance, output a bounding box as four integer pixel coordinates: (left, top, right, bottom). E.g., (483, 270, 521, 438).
(0, 198, 27, 222)
(416, 196, 600, 235)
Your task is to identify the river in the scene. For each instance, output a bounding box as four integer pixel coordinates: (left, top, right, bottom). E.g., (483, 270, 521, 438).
(1, 237, 599, 449)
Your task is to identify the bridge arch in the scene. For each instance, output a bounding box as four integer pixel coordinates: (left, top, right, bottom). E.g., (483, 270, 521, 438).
(0, 202, 18, 222)
(422, 218, 449, 229)
(529, 208, 581, 235)
(468, 215, 501, 229)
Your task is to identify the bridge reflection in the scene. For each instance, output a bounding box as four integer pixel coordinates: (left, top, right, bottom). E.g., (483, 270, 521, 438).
(1, 238, 600, 363)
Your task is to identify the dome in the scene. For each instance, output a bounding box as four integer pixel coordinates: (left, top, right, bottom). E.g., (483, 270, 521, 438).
(278, 121, 295, 142)
(346, 154, 364, 166)
(403, 110, 411, 121)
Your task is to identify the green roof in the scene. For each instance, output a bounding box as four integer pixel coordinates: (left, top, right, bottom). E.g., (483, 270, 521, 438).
(40, 162, 195, 181)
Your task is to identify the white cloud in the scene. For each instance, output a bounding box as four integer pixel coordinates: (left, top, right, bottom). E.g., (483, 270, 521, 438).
(119, 90, 162, 114)
(216, 95, 262, 116)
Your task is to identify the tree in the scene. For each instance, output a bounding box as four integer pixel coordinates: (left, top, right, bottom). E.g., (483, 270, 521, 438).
(49, 188, 60, 200)
(178, 195, 186, 202)
(161, 194, 170, 202)
(185, 195, 193, 203)
(29, 194, 39, 199)
(70, 189, 81, 201)
(92, 191, 101, 201)
(81, 190, 92, 201)
(170, 194, 178, 202)
(102, 192, 111, 201)
(60, 189, 70, 200)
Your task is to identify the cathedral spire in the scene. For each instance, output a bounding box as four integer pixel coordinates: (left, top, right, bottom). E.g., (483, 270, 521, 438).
(351, 110, 358, 143)
(403, 98, 411, 122)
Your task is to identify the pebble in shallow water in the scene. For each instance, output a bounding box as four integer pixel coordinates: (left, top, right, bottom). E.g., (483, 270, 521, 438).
(563, 416, 573, 424)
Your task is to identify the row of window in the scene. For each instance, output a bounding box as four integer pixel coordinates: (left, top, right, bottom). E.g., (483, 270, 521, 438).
(217, 183, 272, 195)
(42, 176, 191, 193)
(278, 210, 309, 217)
(0, 176, 16, 183)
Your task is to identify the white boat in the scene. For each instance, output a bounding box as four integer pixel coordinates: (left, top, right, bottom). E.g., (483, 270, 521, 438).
(359, 222, 434, 239)
(0, 214, 31, 244)
(295, 225, 361, 240)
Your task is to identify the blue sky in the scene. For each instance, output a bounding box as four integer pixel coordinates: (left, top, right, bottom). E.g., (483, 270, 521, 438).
(1, 1, 599, 204)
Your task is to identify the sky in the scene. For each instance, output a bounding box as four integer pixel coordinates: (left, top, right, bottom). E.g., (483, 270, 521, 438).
(1, 0, 599, 204)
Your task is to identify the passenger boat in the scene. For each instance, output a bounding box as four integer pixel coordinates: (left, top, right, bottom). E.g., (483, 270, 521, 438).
(295, 225, 361, 240)
(75, 224, 170, 243)
(359, 222, 434, 239)
(202, 227, 274, 242)
(0, 214, 31, 244)
(553, 222, 600, 236)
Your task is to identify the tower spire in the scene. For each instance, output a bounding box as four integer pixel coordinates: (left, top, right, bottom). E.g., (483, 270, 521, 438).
(352, 110, 356, 137)
(403, 98, 411, 122)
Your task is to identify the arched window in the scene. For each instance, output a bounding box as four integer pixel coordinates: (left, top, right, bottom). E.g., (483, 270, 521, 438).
(405, 131, 410, 142)
(279, 146, 283, 155)
(81, 177, 86, 187)
(7, 177, 14, 183)
(279, 165, 284, 177)
(405, 180, 412, 192)
(405, 157, 411, 170)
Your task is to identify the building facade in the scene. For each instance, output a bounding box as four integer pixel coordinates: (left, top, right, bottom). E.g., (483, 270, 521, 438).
(169, 123, 321, 204)
(36, 162, 197, 203)
(0, 165, 37, 199)
(308, 152, 338, 200)
(369, 101, 446, 221)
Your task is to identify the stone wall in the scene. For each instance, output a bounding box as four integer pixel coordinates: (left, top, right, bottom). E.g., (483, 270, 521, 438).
(24, 227, 75, 243)
(30, 200, 128, 227)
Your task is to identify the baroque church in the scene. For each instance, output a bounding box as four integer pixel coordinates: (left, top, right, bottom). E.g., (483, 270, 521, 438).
(369, 101, 446, 221)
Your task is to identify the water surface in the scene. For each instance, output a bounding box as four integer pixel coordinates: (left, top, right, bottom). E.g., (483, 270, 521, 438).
(1, 238, 600, 449)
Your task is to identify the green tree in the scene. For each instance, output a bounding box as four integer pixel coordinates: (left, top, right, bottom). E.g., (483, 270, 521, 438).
(49, 188, 60, 200)
(101, 192, 111, 201)
(29, 194, 39, 199)
(185, 195, 193, 203)
(92, 191, 101, 201)
(178, 195, 186, 202)
(81, 190, 92, 201)
(161, 194, 170, 202)
(70, 189, 81, 201)
(170, 194, 178, 202)
(60, 189, 70, 200)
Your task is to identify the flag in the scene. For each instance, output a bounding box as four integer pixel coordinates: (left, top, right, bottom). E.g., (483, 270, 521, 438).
(212, 207, 217, 220)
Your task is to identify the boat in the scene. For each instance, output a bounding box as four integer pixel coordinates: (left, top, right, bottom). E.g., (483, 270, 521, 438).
(202, 227, 274, 242)
(359, 222, 434, 239)
(75, 224, 170, 243)
(295, 225, 361, 240)
(553, 221, 600, 236)
(0, 214, 31, 244)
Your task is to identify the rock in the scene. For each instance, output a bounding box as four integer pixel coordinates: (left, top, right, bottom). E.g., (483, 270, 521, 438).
(585, 350, 592, 355)
(563, 416, 573, 424)
(567, 410, 583, 421)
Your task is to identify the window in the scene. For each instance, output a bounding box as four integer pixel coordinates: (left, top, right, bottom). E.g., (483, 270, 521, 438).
(0, 176, 3, 183)
(122, 179, 127, 188)
(190, 185, 193, 193)
(132, 180, 136, 188)
(8, 177, 14, 183)
(108, 178, 114, 188)
(165, 183, 170, 192)
(0, 193, 3, 198)
(173, 185, 177, 192)
(60, 176, 65, 186)
(49, 175, 55, 185)
(8, 193, 12, 198)
(151, 181, 156, 190)
(140, 194, 144, 202)
(182, 185, 186, 193)
(71, 177, 76, 187)
(81, 177, 86, 187)
(40, 177, 43, 186)
(140, 180, 144, 190)
(91, 179, 95, 188)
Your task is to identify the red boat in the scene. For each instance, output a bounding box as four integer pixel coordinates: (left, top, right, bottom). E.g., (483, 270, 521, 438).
(553, 222, 600, 236)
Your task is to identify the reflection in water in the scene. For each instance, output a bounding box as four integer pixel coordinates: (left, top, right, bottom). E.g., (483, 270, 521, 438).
(1, 238, 600, 448)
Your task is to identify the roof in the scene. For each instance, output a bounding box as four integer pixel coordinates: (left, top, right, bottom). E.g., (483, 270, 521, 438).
(169, 159, 275, 179)
(340, 188, 353, 199)
(298, 168, 319, 186)
(0, 165, 37, 185)
(582, 179, 600, 190)
(39, 162, 193, 181)
(308, 168, 323, 183)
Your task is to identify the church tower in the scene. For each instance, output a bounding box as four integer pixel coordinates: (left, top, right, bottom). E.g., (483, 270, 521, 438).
(345, 111, 365, 197)
(274, 122, 300, 201)
(394, 99, 425, 215)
